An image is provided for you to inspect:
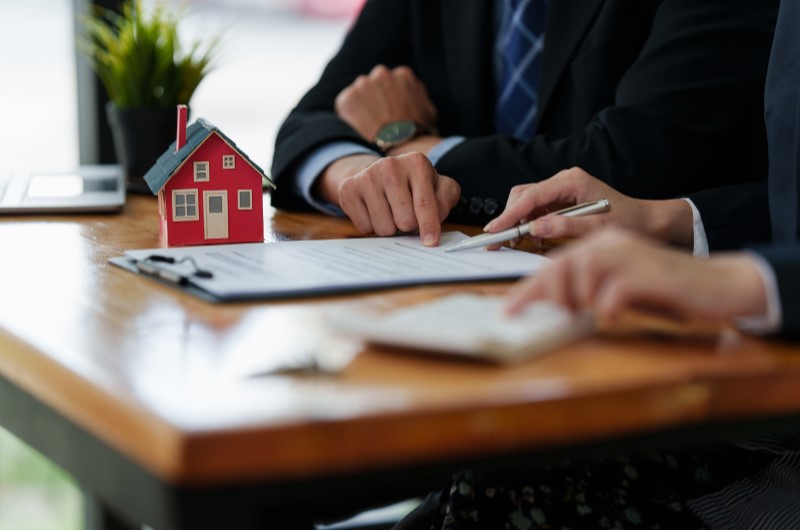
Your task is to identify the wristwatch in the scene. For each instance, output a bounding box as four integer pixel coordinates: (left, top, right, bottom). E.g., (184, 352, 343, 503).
(374, 120, 429, 151)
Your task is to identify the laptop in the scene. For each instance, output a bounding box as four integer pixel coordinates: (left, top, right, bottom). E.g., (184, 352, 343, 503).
(0, 165, 126, 214)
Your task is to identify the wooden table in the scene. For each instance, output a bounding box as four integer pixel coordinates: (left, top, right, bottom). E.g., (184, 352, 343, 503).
(2, 194, 800, 530)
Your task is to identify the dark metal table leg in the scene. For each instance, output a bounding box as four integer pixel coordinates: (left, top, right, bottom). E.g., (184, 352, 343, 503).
(84, 492, 140, 530)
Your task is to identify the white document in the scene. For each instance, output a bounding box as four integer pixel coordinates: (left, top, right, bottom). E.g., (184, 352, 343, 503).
(330, 294, 594, 363)
(112, 232, 550, 301)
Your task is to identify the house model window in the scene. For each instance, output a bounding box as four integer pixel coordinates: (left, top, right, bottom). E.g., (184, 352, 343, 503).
(238, 189, 252, 210)
(194, 161, 210, 182)
(173, 190, 199, 221)
(222, 155, 236, 169)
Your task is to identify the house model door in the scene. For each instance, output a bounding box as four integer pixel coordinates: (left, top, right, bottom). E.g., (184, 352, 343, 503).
(204, 190, 229, 240)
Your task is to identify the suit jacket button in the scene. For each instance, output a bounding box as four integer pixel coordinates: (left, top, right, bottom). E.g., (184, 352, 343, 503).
(455, 196, 467, 213)
(469, 197, 483, 214)
(483, 198, 498, 215)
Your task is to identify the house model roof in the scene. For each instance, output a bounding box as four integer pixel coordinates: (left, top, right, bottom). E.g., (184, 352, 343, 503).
(143, 118, 275, 194)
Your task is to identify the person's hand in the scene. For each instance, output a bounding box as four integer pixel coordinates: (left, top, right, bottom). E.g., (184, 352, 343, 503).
(505, 228, 768, 324)
(335, 65, 438, 143)
(317, 152, 461, 246)
(484, 167, 694, 248)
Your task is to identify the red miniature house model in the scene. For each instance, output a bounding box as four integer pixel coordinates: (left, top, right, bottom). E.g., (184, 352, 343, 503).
(144, 106, 274, 246)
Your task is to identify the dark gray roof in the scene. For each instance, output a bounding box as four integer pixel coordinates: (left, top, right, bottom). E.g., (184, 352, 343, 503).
(143, 118, 274, 194)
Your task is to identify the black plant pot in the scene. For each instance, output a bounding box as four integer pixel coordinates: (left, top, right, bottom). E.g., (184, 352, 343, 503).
(106, 103, 178, 194)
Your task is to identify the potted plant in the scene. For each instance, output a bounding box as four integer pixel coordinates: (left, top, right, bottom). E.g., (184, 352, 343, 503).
(81, 0, 219, 192)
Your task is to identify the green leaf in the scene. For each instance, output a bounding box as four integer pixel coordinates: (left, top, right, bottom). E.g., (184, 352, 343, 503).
(78, 0, 220, 109)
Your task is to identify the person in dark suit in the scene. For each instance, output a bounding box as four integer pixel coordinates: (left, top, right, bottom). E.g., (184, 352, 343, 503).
(271, 0, 778, 249)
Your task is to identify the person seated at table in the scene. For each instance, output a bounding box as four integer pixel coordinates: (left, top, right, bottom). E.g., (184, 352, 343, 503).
(393, 228, 799, 530)
(270, 0, 778, 249)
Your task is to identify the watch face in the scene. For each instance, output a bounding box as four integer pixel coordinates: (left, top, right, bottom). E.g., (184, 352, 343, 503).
(376, 120, 418, 148)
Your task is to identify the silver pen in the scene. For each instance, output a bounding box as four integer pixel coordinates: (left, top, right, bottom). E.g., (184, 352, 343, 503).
(444, 199, 610, 253)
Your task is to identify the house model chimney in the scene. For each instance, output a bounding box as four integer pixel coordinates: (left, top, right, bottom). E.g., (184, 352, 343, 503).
(176, 104, 188, 152)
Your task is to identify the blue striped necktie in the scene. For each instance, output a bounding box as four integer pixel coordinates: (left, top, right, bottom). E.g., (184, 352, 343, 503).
(495, 0, 548, 141)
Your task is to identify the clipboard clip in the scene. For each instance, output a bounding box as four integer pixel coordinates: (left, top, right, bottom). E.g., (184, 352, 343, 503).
(134, 255, 213, 286)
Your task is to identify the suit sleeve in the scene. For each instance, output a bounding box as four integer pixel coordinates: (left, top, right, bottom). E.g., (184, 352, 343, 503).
(752, 245, 800, 338)
(270, 0, 413, 211)
(687, 182, 771, 251)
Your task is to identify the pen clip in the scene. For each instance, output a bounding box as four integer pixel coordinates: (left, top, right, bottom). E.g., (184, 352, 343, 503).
(551, 199, 611, 217)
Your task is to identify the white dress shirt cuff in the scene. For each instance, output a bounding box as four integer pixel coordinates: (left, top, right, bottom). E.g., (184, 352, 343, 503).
(734, 252, 783, 335)
(427, 136, 466, 166)
(683, 198, 710, 257)
(294, 142, 378, 216)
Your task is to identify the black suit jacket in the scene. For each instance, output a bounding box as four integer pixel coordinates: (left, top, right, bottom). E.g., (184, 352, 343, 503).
(271, 0, 778, 244)
(766, 0, 800, 244)
(747, 2, 800, 339)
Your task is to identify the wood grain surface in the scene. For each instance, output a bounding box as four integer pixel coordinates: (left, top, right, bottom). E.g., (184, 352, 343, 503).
(1, 194, 799, 486)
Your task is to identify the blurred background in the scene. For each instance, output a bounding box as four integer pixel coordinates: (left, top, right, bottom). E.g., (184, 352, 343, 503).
(0, 0, 358, 527)
(0, 0, 360, 172)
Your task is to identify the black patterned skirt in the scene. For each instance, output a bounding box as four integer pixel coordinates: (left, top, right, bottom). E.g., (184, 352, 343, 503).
(396, 442, 777, 530)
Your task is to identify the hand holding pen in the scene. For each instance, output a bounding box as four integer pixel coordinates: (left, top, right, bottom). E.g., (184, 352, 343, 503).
(446, 199, 610, 252)
(447, 168, 699, 252)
